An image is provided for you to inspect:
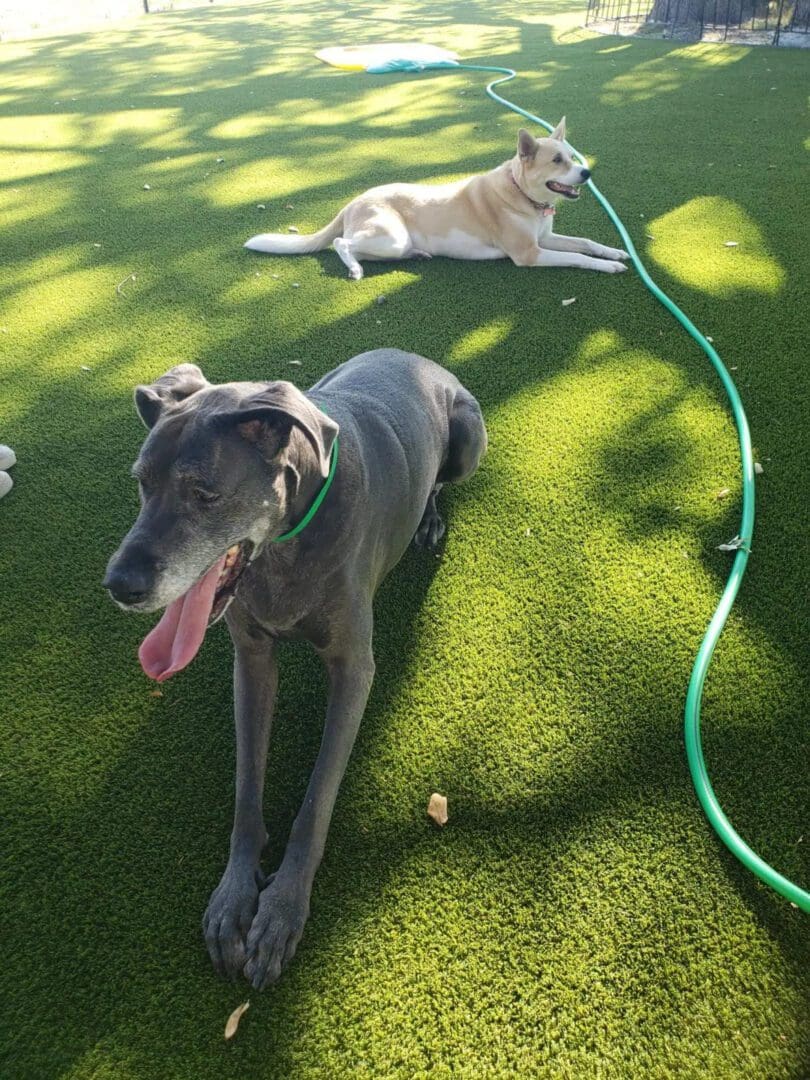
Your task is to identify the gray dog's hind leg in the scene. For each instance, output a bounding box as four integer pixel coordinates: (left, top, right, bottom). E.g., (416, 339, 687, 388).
(203, 630, 278, 979)
(413, 484, 446, 550)
(414, 389, 487, 551)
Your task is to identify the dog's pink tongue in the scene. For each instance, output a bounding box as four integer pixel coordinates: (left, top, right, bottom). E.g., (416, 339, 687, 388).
(138, 556, 226, 682)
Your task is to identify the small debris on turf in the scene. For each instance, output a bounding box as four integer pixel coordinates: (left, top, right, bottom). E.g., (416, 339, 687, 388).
(723, 241, 738, 247)
(706, 336, 713, 342)
(149, 689, 163, 697)
(216, 157, 224, 164)
(143, 184, 151, 191)
(292, 282, 300, 288)
(116, 273, 137, 296)
(561, 297, 576, 306)
(288, 360, 302, 366)
(715, 487, 731, 500)
(257, 203, 266, 209)
(93, 243, 101, 248)
(376, 295, 386, 304)
(224, 1001, 250, 1040)
(285, 204, 294, 210)
(80, 365, 92, 372)
(718, 535, 749, 553)
(427, 793, 448, 826)
(271, 274, 279, 279)
(288, 226, 299, 233)
(754, 462, 764, 475)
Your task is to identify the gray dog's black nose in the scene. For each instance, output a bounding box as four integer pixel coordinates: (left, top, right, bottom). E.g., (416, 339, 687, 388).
(580, 167, 591, 181)
(103, 564, 152, 605)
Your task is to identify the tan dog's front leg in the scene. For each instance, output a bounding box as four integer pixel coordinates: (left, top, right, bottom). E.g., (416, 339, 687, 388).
(541, 231, 629, 263)
(510, 244, 627, 274)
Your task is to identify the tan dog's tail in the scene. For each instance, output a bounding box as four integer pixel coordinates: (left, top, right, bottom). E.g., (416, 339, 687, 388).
(244, 211, 344, 254)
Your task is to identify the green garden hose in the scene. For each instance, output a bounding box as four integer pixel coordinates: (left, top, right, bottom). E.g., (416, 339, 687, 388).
(362, 56, 808, 912)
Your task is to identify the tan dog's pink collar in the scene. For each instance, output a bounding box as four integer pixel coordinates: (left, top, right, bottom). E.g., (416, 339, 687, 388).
(510, 169, 555, 215)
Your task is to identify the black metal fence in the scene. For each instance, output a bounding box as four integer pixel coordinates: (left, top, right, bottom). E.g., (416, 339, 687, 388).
(585, 0, 810, 45)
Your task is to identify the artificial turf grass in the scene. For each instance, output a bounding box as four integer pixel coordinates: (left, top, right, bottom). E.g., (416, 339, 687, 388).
(1, 1, 809, 1077)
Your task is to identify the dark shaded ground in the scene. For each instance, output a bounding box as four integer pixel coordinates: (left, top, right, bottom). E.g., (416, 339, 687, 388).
(0, 2, 807, 1076)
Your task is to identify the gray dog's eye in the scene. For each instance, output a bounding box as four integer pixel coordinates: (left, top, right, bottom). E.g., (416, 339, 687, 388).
(193, 487, 220, 505)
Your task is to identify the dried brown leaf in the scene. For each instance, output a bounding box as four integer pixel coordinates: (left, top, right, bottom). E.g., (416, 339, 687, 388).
(224, 1001, 250, 1040)
(427, 792, 448, 826)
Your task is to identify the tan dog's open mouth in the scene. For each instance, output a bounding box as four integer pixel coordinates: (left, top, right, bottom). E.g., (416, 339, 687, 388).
(546, 180, 581, 199)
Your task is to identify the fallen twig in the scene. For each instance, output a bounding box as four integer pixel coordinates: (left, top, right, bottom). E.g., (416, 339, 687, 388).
(116, 273, 137, 296)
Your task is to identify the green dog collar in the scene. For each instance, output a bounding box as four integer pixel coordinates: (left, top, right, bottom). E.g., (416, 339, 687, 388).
(272, 416, 338, 543)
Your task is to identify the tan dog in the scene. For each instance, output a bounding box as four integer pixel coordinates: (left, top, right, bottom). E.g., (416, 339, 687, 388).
(245, 120, 629, 279)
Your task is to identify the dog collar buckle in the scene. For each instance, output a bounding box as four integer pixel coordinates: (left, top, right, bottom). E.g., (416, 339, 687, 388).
(510, 170, 555, 215)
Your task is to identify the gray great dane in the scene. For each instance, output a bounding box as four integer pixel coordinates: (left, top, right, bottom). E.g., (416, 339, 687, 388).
(103, 348, 487, 988)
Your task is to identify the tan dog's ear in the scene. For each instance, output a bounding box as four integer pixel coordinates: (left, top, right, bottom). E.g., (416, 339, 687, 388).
(517, 128, 538, 160)
(549, 116, 566, 143)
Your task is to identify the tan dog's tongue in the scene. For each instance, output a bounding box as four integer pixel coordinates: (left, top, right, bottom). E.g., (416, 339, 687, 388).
(139, 556, 226, 682)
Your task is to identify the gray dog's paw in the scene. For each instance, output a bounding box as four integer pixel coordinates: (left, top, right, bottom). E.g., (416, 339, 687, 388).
(203, 866, 264, 980)
(413, 509, 446, 551)
(243, 880, 310, 989)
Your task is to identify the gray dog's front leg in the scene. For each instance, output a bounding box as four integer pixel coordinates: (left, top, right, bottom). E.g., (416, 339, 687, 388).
(203, 632, 277, 979)
(244, 632, 375, 989)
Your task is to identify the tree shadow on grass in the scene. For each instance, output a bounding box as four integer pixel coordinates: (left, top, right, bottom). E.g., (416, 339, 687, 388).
(1, 1, 809, 1075)
(3, 378, 808, 1076)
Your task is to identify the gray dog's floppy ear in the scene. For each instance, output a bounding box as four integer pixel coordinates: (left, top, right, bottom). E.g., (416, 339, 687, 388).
(549, 116, 566, 143)
(517, 128, 538, 160)
(223, 382, 339, 478)
(134, 363, 210, 429)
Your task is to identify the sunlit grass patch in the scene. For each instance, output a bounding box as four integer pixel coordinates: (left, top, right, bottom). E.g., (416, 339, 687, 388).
(649, 197, 784, 297)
